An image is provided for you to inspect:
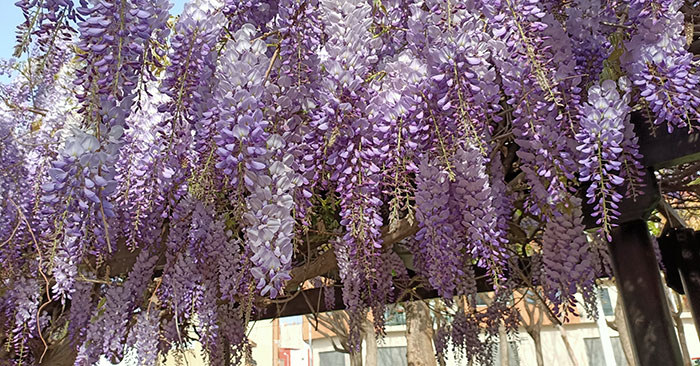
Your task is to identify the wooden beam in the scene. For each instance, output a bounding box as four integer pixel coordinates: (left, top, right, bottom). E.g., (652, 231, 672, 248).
(286, 218, 418, 290)
(581, 168, 661, 229)
(633, 112, 700, 169)
(258, 267, 493, 320)
(609, 220, 684, 366)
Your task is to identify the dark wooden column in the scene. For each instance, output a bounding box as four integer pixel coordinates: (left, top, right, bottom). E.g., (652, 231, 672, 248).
(677, 230, 700, 340)
(609, 219, 683, 366)
(659, 228, 700, 340)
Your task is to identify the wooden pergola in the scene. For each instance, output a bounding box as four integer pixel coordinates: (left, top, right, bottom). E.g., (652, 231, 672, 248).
(255, 113, 700, 366)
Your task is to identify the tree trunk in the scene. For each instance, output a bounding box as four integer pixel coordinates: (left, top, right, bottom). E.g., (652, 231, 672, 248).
(499, 325, 509, 366)
(350, 350, 363, 366)
(613, 297, 636, 366)
(406, 301, 437, 366)
(528, 330, 544, 366)
(555, 324, 579, 366)
(364, 320, 377, 366)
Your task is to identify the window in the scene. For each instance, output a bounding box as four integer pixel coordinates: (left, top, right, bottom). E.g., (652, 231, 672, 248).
(384, 305, 406, 326)
(378, 346, 407, 366)
(319, 351, 346, 366)
(598, 288, 614, 316)
(584, 337, 628, 366)
(492, 341, 520, 366)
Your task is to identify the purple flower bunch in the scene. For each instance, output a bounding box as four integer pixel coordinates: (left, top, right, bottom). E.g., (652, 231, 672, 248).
(214, 24, 269, 185)
(115, 83, 171, 250)
(425, 5, 502, 147)
(127, 310, 160, 366)
(224, 0, 278, 32)
(83, 250, 157, 363)
(576, 78, 633, 237)
(313, 0, 393, 348)
(488, 0, 575, 216)
(75, 0, 171, 121)
(414, 145, 508, 298)
(565, 0, 616, 86)
(4, 275, 40, 363)
(43, 129, 122, 297)
(14, 0, 76, 62)
(243, 136, 300, 298)
(624, 0, 700, 131)
(541, 197, 595, 314)
(4, 0, 700, 362)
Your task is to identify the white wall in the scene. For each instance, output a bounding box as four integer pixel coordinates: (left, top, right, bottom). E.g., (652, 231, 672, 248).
(249, 319, 275, 366)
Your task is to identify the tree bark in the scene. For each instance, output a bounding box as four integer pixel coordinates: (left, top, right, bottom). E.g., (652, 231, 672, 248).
(555, 324, 579, 366)
(406, 301, 437, 366)
(350, 350, 363, 366)
(364, 320, 377, 366)
(528, 330, 544, 366)
(499, 325, 509, 366)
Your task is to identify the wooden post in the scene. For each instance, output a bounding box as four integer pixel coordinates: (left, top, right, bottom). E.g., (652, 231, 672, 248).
(609, 219, 684, 366)
(670, 229, 700, 340)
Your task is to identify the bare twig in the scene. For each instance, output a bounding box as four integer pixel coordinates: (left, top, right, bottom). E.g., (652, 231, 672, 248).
(263, 46, 280, 86)
(8, 198, 51, 363)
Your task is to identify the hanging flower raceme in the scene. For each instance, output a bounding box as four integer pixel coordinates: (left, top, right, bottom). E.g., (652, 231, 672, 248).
(314, 0, 393, 349)
(370, 49, 429, 229)
(157, 0, 225, 211)
(75, 0, 171, 122)
(43, 128, 123, 297)
(213, 24, 299, 298)
(82, 250, 158, 363)
(114, 83, 171, 250)
(565, 0, 616, 86)
(14, 0, 76, 66)
(3, 0, 700, 363)
(414, 157, 469, 299)
(541, 197, 596, 315)
(624, 0, 700, 131)
(243, 135, 301, 298)
(576, 78, 635, 237)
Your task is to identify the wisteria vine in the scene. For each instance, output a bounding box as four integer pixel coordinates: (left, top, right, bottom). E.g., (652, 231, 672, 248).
(1, 0, 699, 364)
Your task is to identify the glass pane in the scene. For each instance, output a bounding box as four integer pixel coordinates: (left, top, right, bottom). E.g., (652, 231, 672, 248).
(584, 337, 628, 366)
(492, 341, 520, 366)
(378, 346, 407, 366)
(599, 288, 614, 317)
(319, 351, 346, 366)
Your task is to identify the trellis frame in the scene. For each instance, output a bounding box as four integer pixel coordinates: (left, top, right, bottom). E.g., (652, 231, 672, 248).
(253, 112, 700, 366)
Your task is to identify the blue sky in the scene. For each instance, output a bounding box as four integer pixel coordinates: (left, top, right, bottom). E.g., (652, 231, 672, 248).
(0, 0, 188, 60)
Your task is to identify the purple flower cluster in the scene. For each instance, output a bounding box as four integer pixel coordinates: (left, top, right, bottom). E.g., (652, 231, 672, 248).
(414, 145, 507, 297)
(83, 250, 157, 363)
(14, 0, 76, 62)
(43, 129, 122, 297)
(414, 157, 474, 298)
(576, 78, 643, 237)
(128, 311, 160, 366)
(541, 197, 595, 314)
(4, 0, 700, 363)
(313, 0, 393, 348)
(75, 0, 171, 118)
(624, 0, 700, 131)
(565, 0, 616, 86)
(243, 136, 300, 298)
